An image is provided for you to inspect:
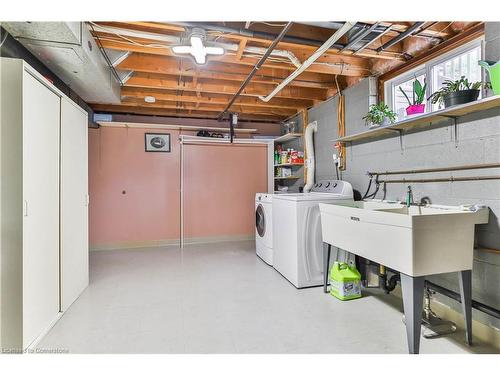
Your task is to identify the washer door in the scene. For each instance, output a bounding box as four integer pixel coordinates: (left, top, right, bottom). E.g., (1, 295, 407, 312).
(255, 204, 266, 237)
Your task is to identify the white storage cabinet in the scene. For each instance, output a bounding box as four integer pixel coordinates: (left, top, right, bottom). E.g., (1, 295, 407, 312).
(1, 58, 89, 350)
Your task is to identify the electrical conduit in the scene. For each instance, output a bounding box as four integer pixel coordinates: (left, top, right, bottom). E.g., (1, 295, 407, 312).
(258, 22, 356, 102)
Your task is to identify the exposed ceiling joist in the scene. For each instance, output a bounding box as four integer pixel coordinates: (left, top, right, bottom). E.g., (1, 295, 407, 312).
(88, 21, 480, 123)
(125, 72, 329, 101)
(120, 87, 316, 110)
(118, 98, 298, 117)
(117, 53, 336, 89)
(91, 103, 286, 122)
(96, 36, 370, 77)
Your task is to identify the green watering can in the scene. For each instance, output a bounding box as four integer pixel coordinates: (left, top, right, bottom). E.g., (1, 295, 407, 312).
(478, 60, 500, 95)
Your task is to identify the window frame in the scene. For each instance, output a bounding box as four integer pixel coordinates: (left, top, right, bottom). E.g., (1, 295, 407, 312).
(384, 37, 484, 118)
(386, 67, 428, 116)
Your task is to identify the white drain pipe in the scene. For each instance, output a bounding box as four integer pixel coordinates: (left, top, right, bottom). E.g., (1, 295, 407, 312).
(303, 121, 318, 193)
(258, 21, 356, 102)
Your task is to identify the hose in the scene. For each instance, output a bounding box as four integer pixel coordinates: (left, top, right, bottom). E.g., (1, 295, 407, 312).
(364, 175, 380, 199)
(361, 176, 374, 199)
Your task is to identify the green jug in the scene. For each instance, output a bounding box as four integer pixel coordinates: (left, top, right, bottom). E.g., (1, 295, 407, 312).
(329, 262, 362, 301)
(478, 60, 500, 95)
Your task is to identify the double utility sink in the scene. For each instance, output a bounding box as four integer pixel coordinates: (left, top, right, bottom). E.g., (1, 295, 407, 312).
(319, 199, 489, 354)
(319, 200, 489, 277)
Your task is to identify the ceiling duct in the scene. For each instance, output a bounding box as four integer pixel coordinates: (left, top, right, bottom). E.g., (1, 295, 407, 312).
(2, 22, 121, 104)
(343, 23, 381, 51)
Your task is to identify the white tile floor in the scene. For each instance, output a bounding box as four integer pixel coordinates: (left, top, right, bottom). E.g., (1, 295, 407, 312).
(38, 241, 496, 353)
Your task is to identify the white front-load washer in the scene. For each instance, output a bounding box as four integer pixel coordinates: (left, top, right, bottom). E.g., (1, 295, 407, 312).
(255, 193, 274, 265)
(272, 180, 354, 288)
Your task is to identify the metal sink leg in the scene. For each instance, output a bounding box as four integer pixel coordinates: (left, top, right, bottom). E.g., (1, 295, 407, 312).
(400, 273, 425, 354)
(458, 269, 473, 345)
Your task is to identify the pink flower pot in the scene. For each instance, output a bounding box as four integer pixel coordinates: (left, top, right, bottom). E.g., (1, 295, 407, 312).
(406, 104, 425, 116)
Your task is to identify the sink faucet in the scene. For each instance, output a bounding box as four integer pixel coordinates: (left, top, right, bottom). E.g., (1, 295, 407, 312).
(406, 186, 414, 208)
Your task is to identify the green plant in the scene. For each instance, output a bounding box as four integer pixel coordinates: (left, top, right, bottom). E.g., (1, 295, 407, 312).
(363, 102, 397, 126)
(399, 76, 427, 106)
(428, 76, 492, 105)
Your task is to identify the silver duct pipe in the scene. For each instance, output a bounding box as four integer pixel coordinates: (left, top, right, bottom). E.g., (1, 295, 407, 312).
(376, 22, 425, 52)
(89, 22, 301, 67)
(342, 22, 380, 51)
(171, 22, 346, 50)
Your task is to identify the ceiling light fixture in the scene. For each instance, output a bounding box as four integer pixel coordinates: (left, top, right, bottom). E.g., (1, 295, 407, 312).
(171, 28, 224, 65)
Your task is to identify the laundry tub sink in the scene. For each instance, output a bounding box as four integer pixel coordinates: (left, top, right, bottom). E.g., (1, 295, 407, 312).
(319, 200, 489, 277)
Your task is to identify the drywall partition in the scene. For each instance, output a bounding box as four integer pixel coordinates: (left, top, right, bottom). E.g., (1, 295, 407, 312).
(88, 126, 182, 250)
(310, 74, 500, 330)
(180, 137, 269, 245)
(88, 128, 271, 250)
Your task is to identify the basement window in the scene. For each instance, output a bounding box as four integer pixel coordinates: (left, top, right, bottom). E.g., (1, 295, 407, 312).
(385, 38, 483, 120)
(390, 71, 427, 119)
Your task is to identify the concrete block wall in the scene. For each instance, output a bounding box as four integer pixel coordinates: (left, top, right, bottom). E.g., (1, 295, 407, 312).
(310, 25, 500, 330)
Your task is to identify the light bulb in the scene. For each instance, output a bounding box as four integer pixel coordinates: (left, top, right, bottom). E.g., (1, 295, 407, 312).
(204, 46, 224, 55)
(190, 36, 203, 50)
(172, 45, 191, 54)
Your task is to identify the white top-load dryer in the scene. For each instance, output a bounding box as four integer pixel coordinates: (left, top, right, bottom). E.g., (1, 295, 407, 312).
(272, 180, 353, 288)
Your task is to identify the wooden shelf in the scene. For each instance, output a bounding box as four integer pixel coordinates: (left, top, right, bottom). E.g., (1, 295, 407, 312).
(274, 163, 304, 167)
(274, 176, 300, 180)
(274, 133, 303, 143)
(333, 95, 500, 144)
(98, 121, 257, 134)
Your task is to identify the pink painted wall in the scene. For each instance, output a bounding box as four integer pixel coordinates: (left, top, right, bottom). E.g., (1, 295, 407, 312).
(89, 127, 182, 248)
(183, 143, 268, 239)
(89, 126, 268, 248)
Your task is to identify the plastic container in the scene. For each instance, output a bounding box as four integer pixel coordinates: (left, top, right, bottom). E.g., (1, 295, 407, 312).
(479, 60, 500, 95)
(281, 167, 292, 177)
(280, 151, 288, 164)
(329, 262, 362, 301)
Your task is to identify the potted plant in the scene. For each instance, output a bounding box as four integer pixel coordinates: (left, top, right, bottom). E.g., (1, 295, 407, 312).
(428, 76, 492, 108)
(399, 76, 427, 115)
(363, 102, 397, 129)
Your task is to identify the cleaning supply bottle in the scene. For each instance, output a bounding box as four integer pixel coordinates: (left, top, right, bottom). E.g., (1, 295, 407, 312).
(329, 262, 362, 300)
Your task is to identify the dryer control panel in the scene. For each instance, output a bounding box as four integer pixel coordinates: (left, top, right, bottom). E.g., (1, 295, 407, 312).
(311, 180, 352, 195)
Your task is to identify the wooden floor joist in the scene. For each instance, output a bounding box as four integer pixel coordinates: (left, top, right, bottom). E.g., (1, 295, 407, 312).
(88, 21, 480, 122)
(120, 87, 315, 109)
(125, 72, 330, 101)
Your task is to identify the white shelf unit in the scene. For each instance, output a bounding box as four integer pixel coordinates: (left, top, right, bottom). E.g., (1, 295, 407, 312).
(274, 132, 303, 143)
(273, 133, 304, 188)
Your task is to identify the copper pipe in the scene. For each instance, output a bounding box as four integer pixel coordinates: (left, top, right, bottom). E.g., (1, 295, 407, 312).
(368, 162, 500, 176)
(378, 175, 500, 184)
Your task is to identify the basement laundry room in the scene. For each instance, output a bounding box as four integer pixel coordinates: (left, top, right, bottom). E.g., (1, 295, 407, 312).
(1, 3, 500, 368)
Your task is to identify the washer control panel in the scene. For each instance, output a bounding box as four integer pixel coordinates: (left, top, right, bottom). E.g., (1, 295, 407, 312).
(311, 180, 348, 194)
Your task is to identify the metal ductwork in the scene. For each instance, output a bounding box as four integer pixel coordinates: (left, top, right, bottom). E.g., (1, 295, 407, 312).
(2, 22, 121, 104)
(172, 22, 347, 50)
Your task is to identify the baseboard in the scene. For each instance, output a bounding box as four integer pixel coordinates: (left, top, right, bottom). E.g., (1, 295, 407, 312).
(183, 234, 254, 245)
(90, 239, 180, 251)
(90, 235, 254, 251)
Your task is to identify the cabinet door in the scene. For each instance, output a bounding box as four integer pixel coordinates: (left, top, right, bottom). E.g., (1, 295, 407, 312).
(60, 98, 89, 311)
(22, 72, 61, 347)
